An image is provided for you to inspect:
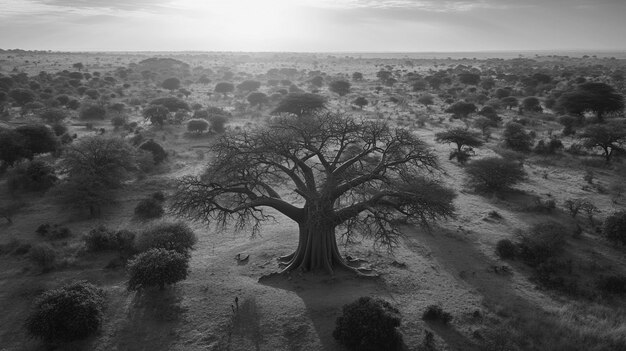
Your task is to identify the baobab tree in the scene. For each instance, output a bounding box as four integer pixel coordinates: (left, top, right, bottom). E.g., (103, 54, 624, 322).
(170, 113, 456, 275)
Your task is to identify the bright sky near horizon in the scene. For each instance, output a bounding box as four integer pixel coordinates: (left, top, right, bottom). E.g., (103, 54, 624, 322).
(0, 0, 625, 52)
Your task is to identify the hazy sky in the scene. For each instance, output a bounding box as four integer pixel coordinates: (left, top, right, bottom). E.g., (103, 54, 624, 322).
(0, 0, 625, 52)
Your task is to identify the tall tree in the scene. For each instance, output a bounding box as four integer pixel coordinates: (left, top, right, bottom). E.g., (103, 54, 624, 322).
(171, 113, 455, 275)
(556, 82, 624, 122)
(579, 122, 626, 163)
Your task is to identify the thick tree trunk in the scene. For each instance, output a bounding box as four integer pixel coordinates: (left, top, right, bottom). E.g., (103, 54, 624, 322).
(279, 202, 353, 275)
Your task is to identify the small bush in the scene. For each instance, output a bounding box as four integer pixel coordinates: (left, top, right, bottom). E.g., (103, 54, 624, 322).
(25, 281, 105, 342)
(134, 197, 164, 220)
(596, 275, 626, 295)
(421, 304, 452, 324)
(503, 122, 532, 152)
(138, 139, 167, 164)
(136, 222, 197, 255)
(496, 239, 517, 259)
(465, 157, 526, 192)
(127, 248, 189, 291)
(517, 222, 567, 265)
(84, 226, 136, 253)
(333, 297, 403, 351)
(35, 223, 72, 240)
(603, 211, 626, 246)
(6, 160, 57, 193)
(29, 243, 56, 272)
(187, 118, 209, 133)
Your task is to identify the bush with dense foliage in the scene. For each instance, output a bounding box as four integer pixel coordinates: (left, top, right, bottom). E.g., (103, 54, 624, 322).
(54, 136, 136, 217)
(603, 211, 626, 246)
(0, 128, 29, 166)
(332, 297, 403, 351)
(135, 222, 197, 255)
(138, 139, 167, 164)
(83, 225, 136, 253)
(142, 104, 169, 127)
(6, 160, 57, 193)
(445, 101, 477, 118)
(127, 248, 189, 291)
(465, 157, 525, 192)
(38, 108, 67, 124)
(517, 222, 567, 265)
(187, 118, 209, 133)
(149, 96, 189, 112)
(272, 93, 326, 117)
(35, 223, 72, 240)
(79, 104, 106, 120)
(503, 122, 533, 152)
(15, 124, 58, 157)
(25, 281, 105, 342)
(134, 197, 164, 220)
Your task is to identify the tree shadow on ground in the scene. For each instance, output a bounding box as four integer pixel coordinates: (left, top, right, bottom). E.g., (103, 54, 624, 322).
(259, 270, 405, 351)
(113, 286, 187, 351)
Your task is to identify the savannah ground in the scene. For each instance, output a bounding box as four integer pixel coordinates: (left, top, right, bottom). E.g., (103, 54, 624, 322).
(1, 51, 625, 350)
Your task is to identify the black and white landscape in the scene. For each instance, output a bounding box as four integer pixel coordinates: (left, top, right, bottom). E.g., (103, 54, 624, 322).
(1, 1, 625, 350)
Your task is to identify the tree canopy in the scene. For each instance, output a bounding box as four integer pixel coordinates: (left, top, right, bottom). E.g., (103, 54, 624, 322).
(579, 122, 626, 163)
(556, 82, 624, 122)
(170, 113, 455, 275)
(272, 93, 326, 117)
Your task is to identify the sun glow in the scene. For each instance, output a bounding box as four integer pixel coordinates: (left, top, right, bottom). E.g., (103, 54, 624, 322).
(171, 0, 303, 50)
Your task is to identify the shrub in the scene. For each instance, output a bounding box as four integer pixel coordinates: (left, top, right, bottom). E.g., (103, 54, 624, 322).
(209, 114, 228, 133)
(149, 97, 189, 112)
(134, 197, 164, 220)
(15, 124, 58, 156)
(138, 139, 167, 164)
(25, 281, 105, 342)
(127, 248, 189, 291)
(29, 243, 57, 272)
(332, 297, 403, 351)
(0, 128, 30, 166)
(603, 211, 626, 245)
(38, 108, 66, 123)
(596, 275, 626, 295)
(83, 226, 136, 253)
(110, 115, 127, 129)
(6, 160, 57, 193)
(152, 191, 166, 202)
(187, 118, 209, 133)
(503, 122, 532, 152)
(465, 157, 526, 192)
(517, 222, 567, 265)
(79, 104, 106, 120)
(136, 222, 197, 255)
(496, 239, 517, 259)
(421, 304, 452, 324)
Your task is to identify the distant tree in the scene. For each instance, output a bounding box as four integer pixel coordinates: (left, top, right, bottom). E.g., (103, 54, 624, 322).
(187, 118, 209, 133)
(458, 72, 480, 86)
(149, 97, 189, 112)
(55, 136, 136, 217)
(352, 97, 368, 109)
(272, 93, 326, 117)
(503, 122, 533, 152)
(214, 82, 235, 98)
(143, 105, 169, 127)
(604, 211, 626, 246)
(435, 128, 484, 164)
(579, 122, 626, 163)
(329, 80, 351, 96)
(198, 75, 211, 85)
(170, 112, 456, 275)
(72, 62, 84, 71)
(237, 80, 261, 93)
(79, 104, 106, 120)
(84, 89, 99, 100)
(417, 94, 434, 109)
(481, 78, 496, 90)
(247, 92, 269, 107)
(38, 108, 66, 124)
(209, 114, 228, 133)
(556, 83, 624, 122)
(445, 101, 477, 118)
(521, 97, 542, 113)
(466, 157, 526, 192)
(161, 77, 180, 91)
(473, 116, 495, 138)
(178, 88, 191, 98)
(411, 80, 427, 91)
(501, 96, 519, 109)
(309, 76, 324, 88)
(352, 72, 363, 81)
(9, 88, 35, 107)
(0, 128, 29, 166)
(138, 139, 167, 164)
(494, 88, 511, 99)
(376, 70, 392, 82)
